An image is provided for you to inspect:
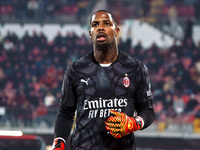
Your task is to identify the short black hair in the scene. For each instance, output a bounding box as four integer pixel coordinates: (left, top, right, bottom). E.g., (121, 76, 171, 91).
(90, 10, 118, 27)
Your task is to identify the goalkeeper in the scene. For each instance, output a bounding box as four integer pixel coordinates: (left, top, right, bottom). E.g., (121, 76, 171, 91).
(52, 10, 155, 150)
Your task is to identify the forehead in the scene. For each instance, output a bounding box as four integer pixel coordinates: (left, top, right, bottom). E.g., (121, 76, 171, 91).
(91, 11, 113, 23)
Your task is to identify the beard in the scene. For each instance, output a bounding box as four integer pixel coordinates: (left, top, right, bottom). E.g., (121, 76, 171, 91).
(95, 42, 112, 53)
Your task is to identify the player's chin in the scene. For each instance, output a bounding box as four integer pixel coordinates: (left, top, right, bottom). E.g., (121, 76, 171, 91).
(96, 42, 110, 51)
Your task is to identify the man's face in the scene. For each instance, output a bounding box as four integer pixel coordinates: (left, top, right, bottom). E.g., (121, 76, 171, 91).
(89, 11, 120, 49)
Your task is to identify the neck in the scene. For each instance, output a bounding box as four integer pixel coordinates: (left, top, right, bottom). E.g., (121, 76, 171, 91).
(94, 45, 118, 64)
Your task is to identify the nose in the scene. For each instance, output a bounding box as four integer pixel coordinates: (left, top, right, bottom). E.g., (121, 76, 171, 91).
(97, 23, 105, 31)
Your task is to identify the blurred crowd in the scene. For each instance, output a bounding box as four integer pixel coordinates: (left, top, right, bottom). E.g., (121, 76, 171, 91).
(0, 26, 200, 127)
(1, 0, 200, 24)
(0, 0, 89, 23)
(0, 30, 92, 126)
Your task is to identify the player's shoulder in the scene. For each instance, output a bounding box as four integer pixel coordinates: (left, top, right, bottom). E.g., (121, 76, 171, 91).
(65, 52, 93, 79)
(69, 51, 93, 69)
(119, 51, 144, 68)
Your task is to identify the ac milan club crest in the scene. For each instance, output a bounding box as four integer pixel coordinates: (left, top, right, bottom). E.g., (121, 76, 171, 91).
(123, 74, 130, 88)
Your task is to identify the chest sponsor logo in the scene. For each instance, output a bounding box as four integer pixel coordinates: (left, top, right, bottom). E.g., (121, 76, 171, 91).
(123, 74, 130, 88)
(83, 97, 128, 118)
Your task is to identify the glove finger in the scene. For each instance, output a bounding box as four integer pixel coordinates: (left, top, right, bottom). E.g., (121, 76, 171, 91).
(105, 122, 122, 128)
(110, 131, 122, 138)
(106, 126, 122, 133)
(109, 131, 115, 137)
(111, 128, 121, 133)
(106, 116, 122, 123)
(105, 125, 111, 131)
(110, 110, 122, 117)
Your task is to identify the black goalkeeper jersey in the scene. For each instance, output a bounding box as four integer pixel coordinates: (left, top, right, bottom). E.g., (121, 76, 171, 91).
(54, 50, 154, 150)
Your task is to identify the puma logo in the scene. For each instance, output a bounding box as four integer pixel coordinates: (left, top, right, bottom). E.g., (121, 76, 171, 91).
(81, 78, 90, 85)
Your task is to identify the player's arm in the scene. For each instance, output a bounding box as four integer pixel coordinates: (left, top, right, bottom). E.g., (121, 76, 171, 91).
(105, 63, 154, 138)
(52, 108, 75, 150)
(134, 64, 155, 129)
(52, 66, 77, 150)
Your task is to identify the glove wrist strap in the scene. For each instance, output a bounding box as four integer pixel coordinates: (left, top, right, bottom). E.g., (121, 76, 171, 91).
(128, 116, 144, 133)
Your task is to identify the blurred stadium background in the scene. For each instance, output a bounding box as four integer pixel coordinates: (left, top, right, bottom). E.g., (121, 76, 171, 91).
(0, 0, 200, 149)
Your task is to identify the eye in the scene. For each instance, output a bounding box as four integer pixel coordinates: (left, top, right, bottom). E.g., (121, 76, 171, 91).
(92, 23, 98, 27)
(105, 23, 111, 26)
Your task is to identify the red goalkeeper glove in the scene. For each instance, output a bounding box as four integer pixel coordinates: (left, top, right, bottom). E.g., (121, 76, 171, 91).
(105, 110, 144, 138)
(52, 138, 65, 150)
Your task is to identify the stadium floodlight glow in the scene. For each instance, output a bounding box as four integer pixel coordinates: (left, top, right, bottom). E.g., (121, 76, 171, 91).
(0, 130, 23, 136)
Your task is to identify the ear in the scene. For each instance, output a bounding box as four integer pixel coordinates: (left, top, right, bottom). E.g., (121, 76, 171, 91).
(115, 27, 120, 37)
(89, 30, 92, 39)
